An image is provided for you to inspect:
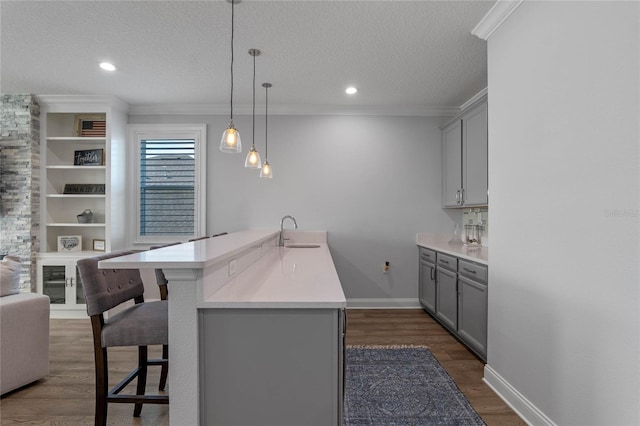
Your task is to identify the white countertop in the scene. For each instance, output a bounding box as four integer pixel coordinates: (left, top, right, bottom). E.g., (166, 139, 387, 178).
(99, 230, 278, 269)
(98, 230, 346, 309)
(199, 242, 347, 309)
(416, 233, 488, 265)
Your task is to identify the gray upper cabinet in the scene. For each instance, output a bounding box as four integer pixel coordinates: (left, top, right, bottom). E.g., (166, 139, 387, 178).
(442, 96, 488, 207)
(442, 120, 463, 207)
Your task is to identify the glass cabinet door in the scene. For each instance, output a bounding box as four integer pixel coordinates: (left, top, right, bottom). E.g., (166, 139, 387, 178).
(42, 265, 67, 304)
(75, 265, 85, 305)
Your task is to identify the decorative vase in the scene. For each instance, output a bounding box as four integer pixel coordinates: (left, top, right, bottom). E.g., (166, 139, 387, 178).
(76, 209, 94, 224)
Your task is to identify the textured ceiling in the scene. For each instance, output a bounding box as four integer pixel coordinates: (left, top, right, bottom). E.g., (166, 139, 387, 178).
(1, 0, 494, 114)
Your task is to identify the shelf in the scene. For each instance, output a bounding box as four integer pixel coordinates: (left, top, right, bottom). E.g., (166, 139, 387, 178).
(46, 137, 106, 143)
(46, 194, 105, 198)
(38, 250, 102, 258)
(46, 165, 106, 170)
(46, 223, 106, 227)
(44, 280, 67, 285)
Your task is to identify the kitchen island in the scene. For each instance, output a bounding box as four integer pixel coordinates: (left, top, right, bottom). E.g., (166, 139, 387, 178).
(99, 230, 347, 426)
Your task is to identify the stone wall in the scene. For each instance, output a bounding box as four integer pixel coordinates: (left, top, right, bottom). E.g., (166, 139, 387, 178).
(0, 94, 40, 291)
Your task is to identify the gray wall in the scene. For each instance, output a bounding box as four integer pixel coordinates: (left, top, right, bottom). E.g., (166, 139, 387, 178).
(129, 113, 458, 303)
(486, 2, 639, 425)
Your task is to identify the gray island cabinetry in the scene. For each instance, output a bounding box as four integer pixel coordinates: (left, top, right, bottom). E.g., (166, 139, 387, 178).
(200, 308, 345, 425)
(99, 230, 346, 426)
(416, 238, 488, 361)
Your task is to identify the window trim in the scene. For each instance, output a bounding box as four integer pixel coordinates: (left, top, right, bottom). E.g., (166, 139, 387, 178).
(127, 124, 206, 246)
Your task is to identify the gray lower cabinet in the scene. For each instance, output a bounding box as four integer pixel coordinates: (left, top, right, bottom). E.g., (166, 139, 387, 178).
(418, 247, 488, 361)
(458, 275, 488, 359)
(199, 308, 344, 426)
(418, 248, 437, 314)
(435, 266, 458, 332)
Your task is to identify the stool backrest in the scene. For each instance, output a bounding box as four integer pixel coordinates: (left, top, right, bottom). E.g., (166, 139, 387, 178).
(78, 250, 145, 316)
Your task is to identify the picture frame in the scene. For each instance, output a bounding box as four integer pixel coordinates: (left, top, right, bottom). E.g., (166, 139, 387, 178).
(57, 235, 82, 252)
(74, 114, 106, 137)
(73, 149, 104, 166)
(92, 239, 106, 252)
(63, 184, 105, 194)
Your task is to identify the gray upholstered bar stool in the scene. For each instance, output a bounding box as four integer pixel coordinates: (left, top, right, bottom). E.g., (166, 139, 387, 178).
(77, 250, 169, 426)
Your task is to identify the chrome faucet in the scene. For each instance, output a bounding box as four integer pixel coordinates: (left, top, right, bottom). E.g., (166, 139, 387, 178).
(279, 215, 298, 246)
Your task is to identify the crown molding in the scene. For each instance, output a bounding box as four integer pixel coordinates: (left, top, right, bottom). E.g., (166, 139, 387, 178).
(128, 103, 460, 117)
(472, 0, 525, 40)
(459, 87, 488, 111)
(35, 94, 129, 112)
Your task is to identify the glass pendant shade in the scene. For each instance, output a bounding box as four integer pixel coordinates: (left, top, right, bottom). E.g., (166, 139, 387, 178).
(260, 161, 273, 179)
(244, 146, 262, 168)
(220, 123, 242, 153)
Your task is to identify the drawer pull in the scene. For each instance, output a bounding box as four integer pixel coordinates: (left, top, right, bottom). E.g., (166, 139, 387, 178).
(463, 267, 476, 274)
(441, 260, 449, 264)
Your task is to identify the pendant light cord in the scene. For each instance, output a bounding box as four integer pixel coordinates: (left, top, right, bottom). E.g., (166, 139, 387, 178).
(264, 85, 269, 159)
(252, 52, 255, 147)
(230, 0, 235, 122)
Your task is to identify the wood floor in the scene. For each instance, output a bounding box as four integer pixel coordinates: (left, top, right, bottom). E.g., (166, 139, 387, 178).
(0, 309, 524, 425)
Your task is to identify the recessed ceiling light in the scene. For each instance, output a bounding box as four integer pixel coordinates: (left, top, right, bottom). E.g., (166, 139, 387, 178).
(99, 62, 116, 71)
(345, 87, 358, 95)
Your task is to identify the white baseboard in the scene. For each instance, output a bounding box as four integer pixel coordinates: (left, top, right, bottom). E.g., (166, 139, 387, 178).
(483, 365, 556, 426)
(347, 298, 422, 309)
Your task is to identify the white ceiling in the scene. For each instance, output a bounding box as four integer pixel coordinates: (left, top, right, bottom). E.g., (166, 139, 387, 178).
(1, 0, 494, 115)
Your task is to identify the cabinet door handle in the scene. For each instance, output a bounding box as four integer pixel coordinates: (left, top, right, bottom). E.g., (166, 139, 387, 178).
(461, 188, 465, 204)
(430, 267, 435, 281)
(456, 190, 461, 204)
(462, 267, 476, 274)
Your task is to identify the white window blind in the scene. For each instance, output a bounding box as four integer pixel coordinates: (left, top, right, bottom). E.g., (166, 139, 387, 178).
(139, 139, 195, 236)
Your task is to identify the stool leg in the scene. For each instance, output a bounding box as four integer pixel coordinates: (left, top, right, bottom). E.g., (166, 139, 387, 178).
(133, 346, 148, 417)
(159, 344, 169, 391)
(94, 346, 108, 426)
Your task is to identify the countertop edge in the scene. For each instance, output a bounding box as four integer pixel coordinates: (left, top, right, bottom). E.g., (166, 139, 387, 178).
(416, 234, 488, 265)
(196, 301, 347, 309)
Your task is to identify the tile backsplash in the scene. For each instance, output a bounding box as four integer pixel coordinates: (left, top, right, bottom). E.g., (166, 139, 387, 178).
(462, 207, 488, 247)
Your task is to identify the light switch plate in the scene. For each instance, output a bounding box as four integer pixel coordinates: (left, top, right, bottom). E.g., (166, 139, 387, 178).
(228, 259, 237, 276)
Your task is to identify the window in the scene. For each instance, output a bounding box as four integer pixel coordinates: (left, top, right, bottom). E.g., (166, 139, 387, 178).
(128, 124, 206, 245)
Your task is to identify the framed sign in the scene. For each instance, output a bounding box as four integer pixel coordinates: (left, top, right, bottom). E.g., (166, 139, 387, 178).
(74, 114, 106, 137)
(57, 235, 82, 252)
(92, 239, 106, 251)
(74, 149, 104, 166)
(63, 184, 105, 194)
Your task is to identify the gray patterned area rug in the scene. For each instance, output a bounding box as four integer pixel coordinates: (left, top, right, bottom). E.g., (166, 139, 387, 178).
(343, 345, 486, 426)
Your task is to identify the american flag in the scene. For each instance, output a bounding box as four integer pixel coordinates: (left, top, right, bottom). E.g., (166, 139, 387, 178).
(80, 120, 106, 137)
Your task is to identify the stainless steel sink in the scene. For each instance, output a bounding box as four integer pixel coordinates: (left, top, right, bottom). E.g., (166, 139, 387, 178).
(286, 244, 320, 248)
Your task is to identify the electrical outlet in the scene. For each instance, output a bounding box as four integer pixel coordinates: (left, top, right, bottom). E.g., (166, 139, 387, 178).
(228, 259, 237, 276)
(384, 261, 390, 273)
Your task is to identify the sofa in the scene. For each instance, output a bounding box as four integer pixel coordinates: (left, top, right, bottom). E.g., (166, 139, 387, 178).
(0, 255, 50, 395)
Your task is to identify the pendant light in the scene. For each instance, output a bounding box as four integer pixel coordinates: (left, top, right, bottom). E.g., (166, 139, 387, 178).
(260, 82, 273, 179)
(220, 0, 242, 153)
(244, 49, 262, 168)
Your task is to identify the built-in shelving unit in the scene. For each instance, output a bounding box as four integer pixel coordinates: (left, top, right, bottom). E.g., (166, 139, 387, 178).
(35, 95, 129, 318)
